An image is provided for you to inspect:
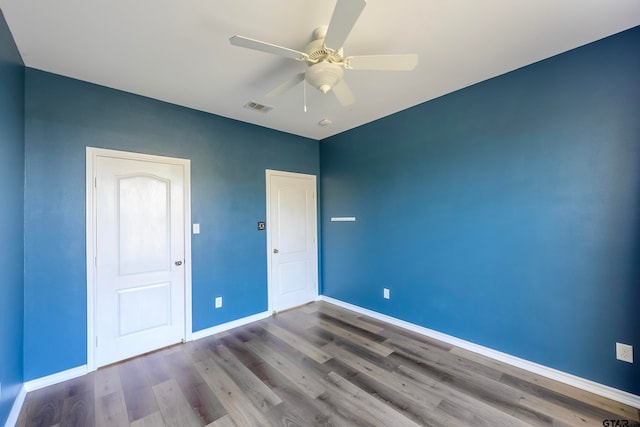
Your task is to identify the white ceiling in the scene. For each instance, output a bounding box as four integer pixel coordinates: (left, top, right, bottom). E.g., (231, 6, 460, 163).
(1, 1, 639, 140)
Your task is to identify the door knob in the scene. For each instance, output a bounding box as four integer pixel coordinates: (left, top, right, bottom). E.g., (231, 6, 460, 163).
(273, 249, 279, 253)
(175, 260, 183, 266)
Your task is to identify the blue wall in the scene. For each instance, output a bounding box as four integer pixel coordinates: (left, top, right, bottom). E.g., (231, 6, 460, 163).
(23, 69, 319, 380)
(321, 27, 640, 394)
(0, 9, 25, 425)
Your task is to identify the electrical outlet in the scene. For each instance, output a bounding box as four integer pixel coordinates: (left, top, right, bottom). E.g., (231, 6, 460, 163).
(616, 342, 633, 363)
(215, 297, 222, 309)
(383, 288, 390, 299)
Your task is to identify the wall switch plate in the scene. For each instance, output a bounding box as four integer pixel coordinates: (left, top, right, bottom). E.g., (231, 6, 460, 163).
(616, 342, 633, 363)
(193, 223, 200, 234)
(383, 288, 390, 299)
(215, 296, 222, 309)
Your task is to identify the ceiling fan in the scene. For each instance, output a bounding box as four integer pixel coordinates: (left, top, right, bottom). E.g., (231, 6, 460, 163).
(229, 0, 418, 108)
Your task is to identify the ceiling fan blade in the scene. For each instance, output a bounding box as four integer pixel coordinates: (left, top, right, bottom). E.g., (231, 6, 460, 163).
(229, 35, 308, 61)
(265, 72, 306, 98)
(345, 54, 418, 71)
(324, 0, 367, 51)
(332, 80, 355, 106)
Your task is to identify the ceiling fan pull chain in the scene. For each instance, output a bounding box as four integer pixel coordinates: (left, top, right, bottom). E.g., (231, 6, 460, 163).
(303, 81, 308, 113)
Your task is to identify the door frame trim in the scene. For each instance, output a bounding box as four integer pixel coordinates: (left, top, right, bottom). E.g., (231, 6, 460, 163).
(86, 147, 192, 371)
(265, 169, 319, 313)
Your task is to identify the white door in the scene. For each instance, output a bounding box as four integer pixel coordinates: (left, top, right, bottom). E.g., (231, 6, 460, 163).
(267, 170, 318, 312)
(94, 154, 186, 367)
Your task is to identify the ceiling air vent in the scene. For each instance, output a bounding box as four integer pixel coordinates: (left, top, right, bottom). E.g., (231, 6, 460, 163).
(244, 101, 273, 113)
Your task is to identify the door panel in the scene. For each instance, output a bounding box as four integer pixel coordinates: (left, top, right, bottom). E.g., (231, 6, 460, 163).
(118, 175, 170, 275)
(117, 282, 171, 336)
(268, 171, 318, 312)
(278, 260, 309, 295)
(278, 185, 308, 252)
(95, 155, 185, 367)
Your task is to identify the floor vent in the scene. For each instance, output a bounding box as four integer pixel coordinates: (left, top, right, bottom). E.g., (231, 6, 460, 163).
(244, 101, 273, 113)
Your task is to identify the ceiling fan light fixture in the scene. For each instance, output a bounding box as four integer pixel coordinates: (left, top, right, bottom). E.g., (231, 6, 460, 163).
(305, 62, 344, 94)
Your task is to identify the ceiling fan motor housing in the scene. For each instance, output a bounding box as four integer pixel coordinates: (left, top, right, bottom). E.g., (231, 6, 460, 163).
(304, 28, 344, 64)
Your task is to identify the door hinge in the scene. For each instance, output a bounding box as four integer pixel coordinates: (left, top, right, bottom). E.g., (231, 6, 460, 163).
(95, 336, 98, 347)
(94, 177, 97, 188)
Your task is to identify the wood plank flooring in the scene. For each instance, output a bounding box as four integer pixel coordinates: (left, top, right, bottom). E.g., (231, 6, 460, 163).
(15, 301, 640, 427)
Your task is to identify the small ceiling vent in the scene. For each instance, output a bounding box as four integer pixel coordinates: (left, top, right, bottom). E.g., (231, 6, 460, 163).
(244, 101, 273, 113)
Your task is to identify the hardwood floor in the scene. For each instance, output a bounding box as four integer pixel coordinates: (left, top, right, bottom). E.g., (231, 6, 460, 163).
(15, 301, 639, 426)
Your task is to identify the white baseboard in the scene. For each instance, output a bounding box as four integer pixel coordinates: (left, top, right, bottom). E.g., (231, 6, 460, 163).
(17, 312, 270, 401)
(17, 299, 639, 412)
(4, 385, 26, 427)
(319, 296, 640, 409)
(190, 311, 271, 341)
(24, 365, 88, 393)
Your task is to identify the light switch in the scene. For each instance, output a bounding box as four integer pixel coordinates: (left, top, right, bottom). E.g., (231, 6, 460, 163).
(193, 223, 200, 234)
